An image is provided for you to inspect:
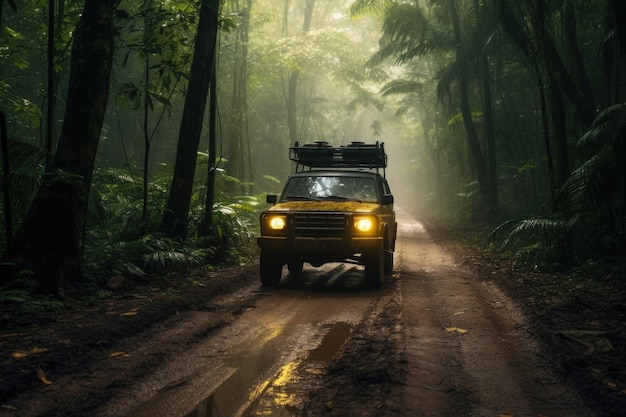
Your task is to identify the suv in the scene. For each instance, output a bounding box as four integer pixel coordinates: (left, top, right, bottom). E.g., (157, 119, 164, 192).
(257, 141, 397, 288)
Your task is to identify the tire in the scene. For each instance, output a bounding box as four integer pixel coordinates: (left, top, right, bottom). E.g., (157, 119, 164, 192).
(364, 246, 384, 289)
(287, 258, 304, 275)
(384, 250, 394, 275)
(260, 250, 283, 286)
(383, 228, 394, 275)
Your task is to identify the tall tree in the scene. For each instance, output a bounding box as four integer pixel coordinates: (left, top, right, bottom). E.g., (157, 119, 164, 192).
(160, 0, 220, 238)
(447, 0, 489, 208)
(363, 0, 493, 212)
(500, 0, 597, 129)
(7, 0, 115, 292)
(525, 0, 570, 192)
(607, 0, 626, 103)
(224, 0, 252, 192)
(285, 0, 316, 145)
(0, 0, 17, 249)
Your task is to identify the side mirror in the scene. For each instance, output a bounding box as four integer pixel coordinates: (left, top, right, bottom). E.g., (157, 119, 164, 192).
(382, 194, 394, 205)
(266, 194, 278, 204)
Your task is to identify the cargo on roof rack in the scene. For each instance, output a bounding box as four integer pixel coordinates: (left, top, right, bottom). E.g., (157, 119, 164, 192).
(289, 141, 387, 174)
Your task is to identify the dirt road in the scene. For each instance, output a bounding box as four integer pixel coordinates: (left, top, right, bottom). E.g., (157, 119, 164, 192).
(94, 210, 592, 416)
(394, 212, 592, 417)
(1, 210, 597, 416)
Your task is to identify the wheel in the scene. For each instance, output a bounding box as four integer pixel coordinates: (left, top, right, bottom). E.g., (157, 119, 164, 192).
(383, 228, 394, 275)
(364, 246, 384, 289)
(287, 258, 304, 275)
(260, 250, 283, 286)
(384, 250, 394, 275)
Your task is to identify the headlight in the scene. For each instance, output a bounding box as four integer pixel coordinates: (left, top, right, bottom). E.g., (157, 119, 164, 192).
(263, 214, 288, 234)
(353, 215, 377, 235)
(269, 216, 286, 230)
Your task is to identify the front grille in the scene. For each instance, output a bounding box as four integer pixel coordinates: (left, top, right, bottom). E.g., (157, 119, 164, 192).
(293, 213, 346, 237)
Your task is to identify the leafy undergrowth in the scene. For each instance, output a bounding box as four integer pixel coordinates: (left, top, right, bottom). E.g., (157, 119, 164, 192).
(427, 220, 626, 417)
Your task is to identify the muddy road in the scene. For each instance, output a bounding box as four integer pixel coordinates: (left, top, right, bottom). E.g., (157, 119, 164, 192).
(1, 209, 596, 416)
(96, 209, 592, 417)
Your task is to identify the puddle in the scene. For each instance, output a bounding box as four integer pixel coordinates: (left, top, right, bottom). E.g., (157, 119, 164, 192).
(183, 322, 352, 417)
(306, 322, 352, 363)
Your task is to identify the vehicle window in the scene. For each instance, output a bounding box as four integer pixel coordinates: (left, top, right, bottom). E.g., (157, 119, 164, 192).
(382, 180, 390, 195)
(284, 176, 378, 202)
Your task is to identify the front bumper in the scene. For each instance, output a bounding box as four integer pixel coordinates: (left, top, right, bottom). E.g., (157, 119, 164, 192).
(257, 236, 382, 255)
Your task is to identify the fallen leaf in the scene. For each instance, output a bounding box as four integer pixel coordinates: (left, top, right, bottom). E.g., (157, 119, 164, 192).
(1, 405, 18, 411)
(120, 305, 144, 317)
(445, 327, 468, 334)
(305, 368, 322, 375)
(108, 351, 129, 358)
(36, 366, 52, 385)
(0, 332, 27, 339)
(10, 346, 48, 359)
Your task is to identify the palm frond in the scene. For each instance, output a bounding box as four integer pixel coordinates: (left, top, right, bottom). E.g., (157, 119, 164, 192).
(563, 103, 626, 212)
(380, 79, 423, 96)
(349, 0, 392, 17)
(368, 3, 452, 66)
(575, 103, 626, 159)
(490, 217, 568, 250)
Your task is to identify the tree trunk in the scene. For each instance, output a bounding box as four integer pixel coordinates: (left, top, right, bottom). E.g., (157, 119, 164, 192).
(198, 62, 218, 238)
(527, 0, 570, 190)
(225, 0, 251, 191)
(45, 0, 55, 170)
(481, 55, 500, 219)
(563, 0, 596, 116)
(1, 111, 12, 251)
(500, 1, 596, 128)
(448, 0, 489, 208)
(160, 0, 220, 238)
(9, 0, 114, 292)
(285, 0, 315, 146)
(608, 0, 626, 102)
(475, 0, 499, 218)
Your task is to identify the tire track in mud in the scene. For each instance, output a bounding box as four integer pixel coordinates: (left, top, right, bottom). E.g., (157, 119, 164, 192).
(301, 283, 405, 416)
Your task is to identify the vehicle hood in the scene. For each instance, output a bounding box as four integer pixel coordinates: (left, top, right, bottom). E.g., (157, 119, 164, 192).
(267, 201, 383, 213)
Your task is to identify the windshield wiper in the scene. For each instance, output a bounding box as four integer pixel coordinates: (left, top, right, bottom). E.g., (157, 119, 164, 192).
(284, 195, 321, 201)
(319, 196, 361, 202)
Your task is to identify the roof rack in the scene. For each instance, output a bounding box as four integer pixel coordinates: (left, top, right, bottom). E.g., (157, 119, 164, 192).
(290, 141, 387, 175)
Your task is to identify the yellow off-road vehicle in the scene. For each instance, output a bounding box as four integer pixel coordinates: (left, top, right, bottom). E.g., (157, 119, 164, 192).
(257, 141, 397, 288)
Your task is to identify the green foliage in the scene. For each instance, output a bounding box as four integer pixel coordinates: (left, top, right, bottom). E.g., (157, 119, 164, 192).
(88, 167, 164, 241)
(490, 217, 571, 269)
(0, 277, 64, 314)
(564, 103, 626, 217)
(491, 104, 626, 269)
(83, 164, 261, 282)
(369, 2, 450, 66)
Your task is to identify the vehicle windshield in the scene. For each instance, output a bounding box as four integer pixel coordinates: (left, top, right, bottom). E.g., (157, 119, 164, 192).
(283, 175, 378, 202)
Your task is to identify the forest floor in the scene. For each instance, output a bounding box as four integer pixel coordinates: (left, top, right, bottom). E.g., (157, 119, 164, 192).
(0, 222, 625, 416)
